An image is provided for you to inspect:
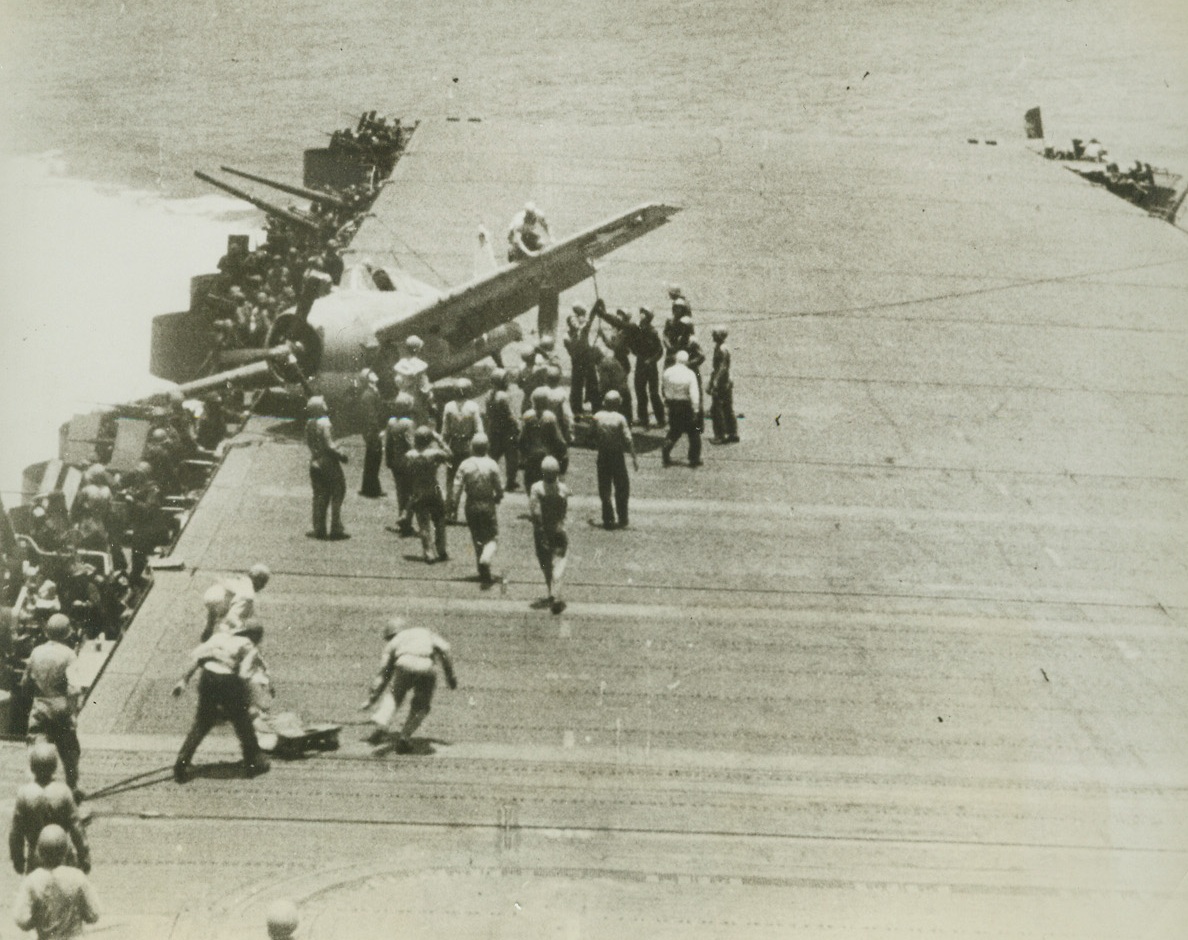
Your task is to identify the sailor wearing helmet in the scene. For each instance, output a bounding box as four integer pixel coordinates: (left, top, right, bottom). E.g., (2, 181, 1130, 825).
(404, 426, 452, 564)
(662, 298, 687, 354)
(305, 396, 348, 540)
(507, 201, 551, 262)
(393, 335, 433, 424)
(447, 433, 504, 586)
(633, 307, 666, 427)
(440, 379, 485, 520)
(529, 456, 570, 614)
(484, 368, 521, 491)
(22, 614, 84, 799)
(10, 742, 91, 874)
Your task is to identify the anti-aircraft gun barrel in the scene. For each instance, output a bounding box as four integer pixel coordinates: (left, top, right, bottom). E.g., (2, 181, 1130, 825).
(175, 360, 277, 397)
(213, 342, 302, 370)
(194, 170, 322, 233)
(218, 166, 350, 210)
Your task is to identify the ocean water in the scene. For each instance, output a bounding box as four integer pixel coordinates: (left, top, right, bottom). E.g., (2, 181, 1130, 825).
(0, 0, 1185, 493)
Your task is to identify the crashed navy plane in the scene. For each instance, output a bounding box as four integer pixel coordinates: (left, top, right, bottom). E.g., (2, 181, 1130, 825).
(150, 141, 678, 411)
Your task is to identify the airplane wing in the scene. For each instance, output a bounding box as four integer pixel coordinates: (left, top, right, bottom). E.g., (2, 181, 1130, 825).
(371, 202, 681, 353)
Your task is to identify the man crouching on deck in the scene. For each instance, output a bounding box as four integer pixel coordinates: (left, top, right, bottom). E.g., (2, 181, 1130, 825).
(362, 618, 457, 753)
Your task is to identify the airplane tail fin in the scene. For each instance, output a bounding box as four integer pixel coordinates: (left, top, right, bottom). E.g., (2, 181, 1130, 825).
(474, 225, 498, 280)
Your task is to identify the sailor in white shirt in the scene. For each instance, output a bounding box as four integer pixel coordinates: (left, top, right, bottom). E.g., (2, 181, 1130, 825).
(661, 350, 702, 467)
(393, 335, 434, 424)
(506, 202, 551, 261)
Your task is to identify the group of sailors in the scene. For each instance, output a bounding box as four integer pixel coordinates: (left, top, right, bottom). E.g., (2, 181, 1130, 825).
(1043, 139, 1165, 205)
(0, 572, 271, 937)
(327, 112, 409, 182)
(199, 117, 411, 359)
(1093, 160, 1163, 202)
(305, 283, 739, 614)
(0, 419, 255, 936)
(1043, 137, 1110, 162)
(559, 286, 740, 446)
(0, 548, 459, 937)
(204, 224, 348, 356)
(0, 389, 242, 747)
(175, 561, 457, 771)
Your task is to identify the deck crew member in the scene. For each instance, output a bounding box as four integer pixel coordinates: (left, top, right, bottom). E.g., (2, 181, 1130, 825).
(384, 414, 416, 534)
(507, 202, 551, 262)
(216, 236, 249, 288)
(122, 463, 171, 586)
(661, 350, 702, 467)
(238, 621, 274, 738)
(171, 621, 269, 782)
(13, 825, 99, 940)
(484, 369, 521, 491)
(448, 434, 504, 586)
(305, 396, 348, 540)
(541, 366, 575, 444)
(22, 615, 84, 801)
(404, 426, 451, 564)
(708, 327, 740, 444)
(608, 311, 633, 372)
(202, 563, 270, 640)
(565, 304, 600, 414)
(520, 335, 559, 405)
(143, 426, 181, 495)
(520, 386, 566, 486)
(539, 403, 569, 476)
(594, 345, 632, 427)
(633, 307, 666, 427)
(393, 335, 434, 425)
(529, 456, 570, 615)
(591, 391, 637, 530)
(363, 618, 457, 753)
(10, 743, 90, 875)
(668, 316, 706, 430)
(440, 379, 484, 521)
(668, 284, 689, 314)
(72, 465, 115, 547)
(195, 391, 229, 451)
(356, 369, 386, 498)
(663, 299, 693, 363)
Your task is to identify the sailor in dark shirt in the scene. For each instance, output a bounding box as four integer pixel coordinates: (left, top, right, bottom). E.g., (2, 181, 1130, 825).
(565, 304, 600, 414)
(519, 388, 562, 488)
(708, 327, 740, 444)
(632, 307, 666, 427)
(404, 426, 451, 564)
(594, 348, 632, 426)
(384, 415, 416, 535)
(356, 369, 386, 498)
(484, 369, 521, 491)
(663, 297, 693, 362)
